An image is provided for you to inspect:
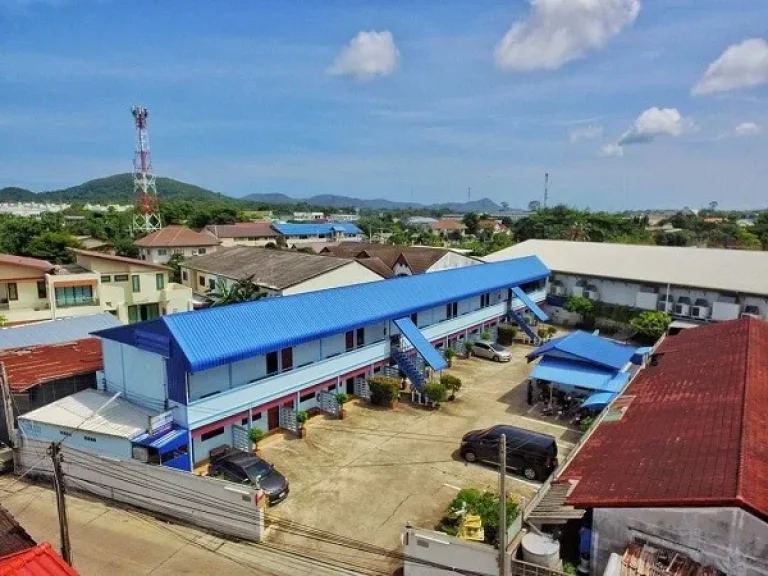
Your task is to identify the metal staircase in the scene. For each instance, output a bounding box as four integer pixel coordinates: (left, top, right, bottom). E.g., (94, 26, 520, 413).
(392, 350, 427, 393)
(509, 308, 540, 344)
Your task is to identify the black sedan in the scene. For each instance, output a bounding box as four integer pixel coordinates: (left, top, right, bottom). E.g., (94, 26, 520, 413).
(208, 449, 289, 504)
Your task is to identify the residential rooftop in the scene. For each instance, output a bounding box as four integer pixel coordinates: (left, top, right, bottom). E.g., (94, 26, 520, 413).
(69, 248, 169, 271)
(0, 504, 35, 558)
(0, 543, 79, 575)
(431, 219, 466, 230)
(0, 254, 54, 273)
(0, 313, 120, 351)
(272, 222, 362, 236)
(559, 317, 768, 519)
(485, 239, 768, 296)
(203, 222, 279, 239)
(321, 243, 473, 274)
(134, 225, 221, 248)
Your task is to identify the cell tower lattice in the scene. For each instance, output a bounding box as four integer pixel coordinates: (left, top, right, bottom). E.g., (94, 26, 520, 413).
(131, 105, 162, 235)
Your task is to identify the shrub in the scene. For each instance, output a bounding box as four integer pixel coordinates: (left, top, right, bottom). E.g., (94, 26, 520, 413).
(580, 416, 596, 433)
(368, 376, 400, 407)
(296, 410, 309, 426)
(565, 295, 595, 318)
(444, 348, 456, 365)
(463, 340, 474, 356)
(424, 381, 447, 404)
(479, 330, 493, 341)
(546, 326, 557, 337)
(441, 374, 462, 399)
(497, 324, 518, 345)
(630, 310, 671, 341)
(335, 392, 349, 406)
(536, 327, 549, 339)
(434, 488, 519, 546)
(248, 428, 264, 446)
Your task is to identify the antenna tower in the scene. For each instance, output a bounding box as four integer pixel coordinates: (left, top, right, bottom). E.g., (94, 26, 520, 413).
(131, 105, 162, 235)
(543, 172, 549, 207)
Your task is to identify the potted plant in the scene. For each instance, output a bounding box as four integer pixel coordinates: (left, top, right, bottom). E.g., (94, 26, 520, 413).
(441, 374, 462, 401)
(463, 340, 474, 358)
(248, 428, 264, 453)
(335, 392, 349, 420)
(296, 410, 309, 438)
(424, 381, 447, 408)
(479, 330, 493, 341)
(537, 327, 549, 341)
(546, 326, 557, 338)
(444, 347, 456, 367)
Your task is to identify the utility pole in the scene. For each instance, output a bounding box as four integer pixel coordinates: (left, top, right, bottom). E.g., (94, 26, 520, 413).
(0, 364, 14, 448)
(544, 172, 549, 208)
(48, 442, 73, 566)
(498, 434, 509, 576)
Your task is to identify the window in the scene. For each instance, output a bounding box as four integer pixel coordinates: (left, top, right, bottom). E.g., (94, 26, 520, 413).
(7, 283, 18, 301)
(83, 435, 97, 443)
(266, 351, 279, 375)
(59, 431, 71, 437)
(114, 274, 129, 282)
(242, 417, 249, 426)
(480, 293, 491, 308)
(198, 248, 207, 255)
(446, 302, 458, 319)
(356, 328, 365, 347)
(37, 281, 47, 299)
(182, 270, 188, 282)
(156, 273, 165, 290)
(300, 391, 315, 403)
(253, 412, 262, 421)
(345, 330, 354, 352)
(55, 285, 93, 307)
(410, 312, 418, 325)
(173, 248, 183, 255)
(101, 275, 111, 283)
(131, 275, 140, 293)
(157, 249, 168, 256)
(209, 278, 216, 291)
(200, 427, 225, 442)
(128, 305, 138, 323)
(199, 276, 206, 287)
(281, 347, 293, 371)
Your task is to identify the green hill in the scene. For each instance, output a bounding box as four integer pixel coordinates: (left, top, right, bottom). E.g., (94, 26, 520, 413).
(0, 174, 233, 204)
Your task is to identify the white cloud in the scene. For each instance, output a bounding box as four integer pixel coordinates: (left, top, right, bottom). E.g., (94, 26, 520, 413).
(601, 107, 691, 156)
(328, 30, 399, 80)
(734, 121, 761, 137)
(693, 38, 768, 95)
(494, 0, 641, 72)
(569, 124, 603, 143)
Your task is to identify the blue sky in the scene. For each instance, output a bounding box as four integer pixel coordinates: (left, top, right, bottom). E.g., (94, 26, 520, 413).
(1, 0, 767, 209)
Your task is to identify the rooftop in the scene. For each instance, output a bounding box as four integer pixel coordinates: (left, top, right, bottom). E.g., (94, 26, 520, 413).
(431, 219, 466, 231)
(321, 243, 474, 274)
(0, 338, 102, 393)
(69, 249, 168, 272)
(0, 254, 53, 273)
(180, 247, 364, 290)
(527, 331, 637, 371)
(95, 255, 549, 373)
(19, 389, 156, 440)
(559, 317, 768, 519)
(0, 543, 79, 575)
(0, 313, 120, 352)
(0, 505, 35, 558)
(134, 225, 220, 248)
(272, 222, 362, 236)
(485, 239, 768, 296)
(203, 222, 279, 239)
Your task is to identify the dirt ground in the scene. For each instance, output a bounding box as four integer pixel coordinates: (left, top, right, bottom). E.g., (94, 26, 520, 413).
(259, 345, 581, 572)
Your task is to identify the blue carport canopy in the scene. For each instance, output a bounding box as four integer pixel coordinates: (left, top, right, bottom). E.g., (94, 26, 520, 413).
(132, 424, 189, 454)
(511, 286, 549, 322)
(394, 317, 448, 371)
(530, 357, 628, 394)
(581, 392, 617, 410)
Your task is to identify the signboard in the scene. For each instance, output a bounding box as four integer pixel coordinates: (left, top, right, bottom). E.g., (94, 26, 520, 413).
(148, 410, 173, 436)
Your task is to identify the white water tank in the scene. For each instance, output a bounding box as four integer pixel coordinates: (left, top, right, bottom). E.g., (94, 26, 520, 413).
(521, 532, 560, 568)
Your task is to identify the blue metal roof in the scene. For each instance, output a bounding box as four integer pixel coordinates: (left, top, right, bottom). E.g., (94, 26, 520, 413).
(273, 222, 362, 236)
(95, 256, 548, 374)
(394, 318, 448, 371)
(131, 424, 188, 453)
(0, 313, 121, 351)
(526, 331, 637, 371)
(510, 286, 549, 322)
(530, 357, 629, 393)
(581, 391, 617, 410)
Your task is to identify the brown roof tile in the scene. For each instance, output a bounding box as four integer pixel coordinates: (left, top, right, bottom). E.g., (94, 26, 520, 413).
(0, 255, 54, 273)
(134, 226, 220, 248)
(203, 223, 279, 239)
(69, 249, 169, 271)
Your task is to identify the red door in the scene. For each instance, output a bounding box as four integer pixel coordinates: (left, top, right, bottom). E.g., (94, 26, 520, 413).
(267, 407, 279, 430)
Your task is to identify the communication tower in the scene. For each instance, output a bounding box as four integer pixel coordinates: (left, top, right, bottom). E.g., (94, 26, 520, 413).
(131, 105, 162, 235)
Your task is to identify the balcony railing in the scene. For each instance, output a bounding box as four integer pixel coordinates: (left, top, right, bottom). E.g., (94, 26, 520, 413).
(55, 297, 100, 309)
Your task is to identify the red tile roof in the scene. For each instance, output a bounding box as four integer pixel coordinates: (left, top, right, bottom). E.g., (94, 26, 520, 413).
(430, 219, 466, 231)
(560, 317, 768, 519)
(0, 255, 54, 273)
(0, 543, 80, 575)
(0, 505, 35, 558)
(68, 249, 168, 271)
(134, 225, 220, 248)
(204, 223, 279, 239)
(0, 339, 102, 393)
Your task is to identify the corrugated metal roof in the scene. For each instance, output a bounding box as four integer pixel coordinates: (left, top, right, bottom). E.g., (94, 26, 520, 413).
(0, 314, 121, 351)
(527, 331, 636, 370)
(530, 357, 626, 392)
(0, 543, 79, 575)
(273, 222, 362, 236)
(485, 239, 768, 296)
(18, 389, 154, 440)
(96, 255, 549, 373)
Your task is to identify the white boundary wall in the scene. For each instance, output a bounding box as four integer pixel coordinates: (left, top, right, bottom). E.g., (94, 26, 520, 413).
(16, 437, 264, 542)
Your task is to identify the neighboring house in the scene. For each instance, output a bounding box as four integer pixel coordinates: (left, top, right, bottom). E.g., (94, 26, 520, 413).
(328, 213, 360, 222)
(0, 313, 120, 351)
(405, 216, 438, 228)
(202, 223, 280, 247)
(0, 543, 80, 575)
(179, 246, 384, 299)
(0, 338, 102, 443)
(75, 236, 113, 252)
(0, 504, 36, 557)
(271, 222, 363, 247)
(544, 317, 768, 575)
(431, 219, 466, 237)
(69, 249, 193, 323)
(135, 225, 221, 264)
(76, 257, 550, 469)
(477, 219, 509, 234)
(291, 212, 325, 222)
(320, 243, 480, 276)
(485, 239, 768, 323)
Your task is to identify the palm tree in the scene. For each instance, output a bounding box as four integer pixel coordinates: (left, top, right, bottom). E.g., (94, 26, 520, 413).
(208, 275, 267, 307)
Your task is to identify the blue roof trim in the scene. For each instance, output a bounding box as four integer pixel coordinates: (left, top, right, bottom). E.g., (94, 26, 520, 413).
(526, 331, 636, 371)
(394, 318, 449, 371)
(273, 222, 362, 236)
(132, 424, 188, 453)
(581, 391, 617, 409)
(109, 256, 547, 373)
(530, 356, 618, 391)
(511, 286, 549, 322)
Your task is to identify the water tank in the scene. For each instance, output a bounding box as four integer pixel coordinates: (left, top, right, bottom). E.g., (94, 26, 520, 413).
(521, 532, 560, 569)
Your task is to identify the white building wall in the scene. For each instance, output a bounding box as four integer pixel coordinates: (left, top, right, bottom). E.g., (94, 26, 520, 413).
(427, 252, 479, 273)
(393, 262, 412, 276)
(281, 262, 383, 296)
(293, 341, 318, 368)
(18, 420, 133, 459)
(231, 356, 267, 388)
(142, 245, 217, 265)
(189, 364, 230, 401)
(321, 333, 345, 357)
(101, 341, 166, 411)
(192, 424, 234, 462)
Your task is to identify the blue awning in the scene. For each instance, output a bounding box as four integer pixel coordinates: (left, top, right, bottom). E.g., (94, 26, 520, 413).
(511, 286, 549, 322)
(631, 346, 653, 365)
(394, 317, 448, 371)
(581, 392, 617, 410)
(530, 357, 628, 393)
(132, 424, 189, 454)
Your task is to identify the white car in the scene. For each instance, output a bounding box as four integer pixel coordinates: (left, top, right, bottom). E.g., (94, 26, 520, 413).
(471, 340, 512, 362)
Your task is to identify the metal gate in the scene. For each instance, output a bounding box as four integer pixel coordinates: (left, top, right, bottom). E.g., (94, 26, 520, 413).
(318, 391, 339, 416)
(353, 376, 370, 400)
(232, 424, 250, 451)
(279, 407, 297, 433)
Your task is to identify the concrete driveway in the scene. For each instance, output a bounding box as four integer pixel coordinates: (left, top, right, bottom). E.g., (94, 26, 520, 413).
(259, 345, 580, 571)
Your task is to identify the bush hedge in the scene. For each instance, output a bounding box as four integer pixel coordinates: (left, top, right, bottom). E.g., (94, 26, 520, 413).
(497, 324, 518, 345)
(424, 381, 447, 404)
(368, 376, 400, 407)
(434, 488, 519, 545)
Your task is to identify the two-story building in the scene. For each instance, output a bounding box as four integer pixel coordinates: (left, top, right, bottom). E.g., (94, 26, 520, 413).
(272, 222, 363, 249)
(202, 223, 280, 247)
(135, 225, 221, 265)
(77, 256, 549, 470)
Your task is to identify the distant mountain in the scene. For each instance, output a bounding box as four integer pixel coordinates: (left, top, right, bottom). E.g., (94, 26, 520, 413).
(0, 187, 37, 202)
(243, 192, 501, 213)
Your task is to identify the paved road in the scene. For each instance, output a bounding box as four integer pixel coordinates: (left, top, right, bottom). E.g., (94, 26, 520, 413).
(0, 476, 367, 576)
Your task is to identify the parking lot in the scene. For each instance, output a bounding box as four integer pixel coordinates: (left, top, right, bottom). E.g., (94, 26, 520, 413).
(259, 344, 581, 569)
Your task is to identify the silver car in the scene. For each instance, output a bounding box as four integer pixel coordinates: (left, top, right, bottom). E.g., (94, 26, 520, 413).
(471, 340, 512, 362)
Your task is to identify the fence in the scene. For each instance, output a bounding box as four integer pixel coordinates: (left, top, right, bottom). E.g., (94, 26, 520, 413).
(16, 437, 265, 542)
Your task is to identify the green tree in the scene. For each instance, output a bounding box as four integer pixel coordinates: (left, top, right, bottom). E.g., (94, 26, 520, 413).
(630, 311, 671, 341)
(564, 295, 595, 318)
(462, 212, 480, 236)
(113, 238, 140, 258)
(209, 275, 266, 306)
(166, 253, 185, 283)
(26, 232, 82, 264)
